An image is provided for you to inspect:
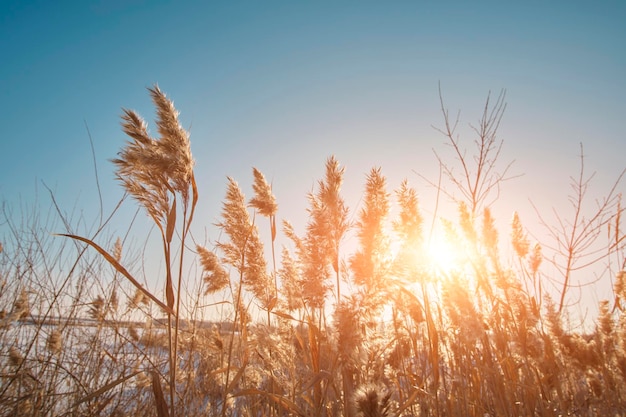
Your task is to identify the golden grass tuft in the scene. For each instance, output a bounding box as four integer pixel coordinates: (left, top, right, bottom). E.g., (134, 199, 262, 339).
(354, 384, 393, 417)
(12, 288, 30, 320)
(197, 245, 229, 295)
(8, 346, 23, 367)
(511, 211, 529, 258)
(46, 328, 62, 354)
(249, 167, 278, 217)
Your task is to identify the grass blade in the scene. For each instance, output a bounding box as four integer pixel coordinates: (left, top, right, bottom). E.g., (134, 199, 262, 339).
(166, 199, 176, 244)
(394, 389, 420, 417)
(233, 389, 305, 417)
(151, 370, 171, 417)
(73, 370, 142, 407)
(57, 233, 174, 315)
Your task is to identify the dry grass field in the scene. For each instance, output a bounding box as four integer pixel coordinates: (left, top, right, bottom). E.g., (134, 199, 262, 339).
(1, 87, 625, 416)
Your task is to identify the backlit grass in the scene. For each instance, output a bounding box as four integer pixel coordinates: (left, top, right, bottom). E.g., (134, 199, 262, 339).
(1, 86, 624, 417)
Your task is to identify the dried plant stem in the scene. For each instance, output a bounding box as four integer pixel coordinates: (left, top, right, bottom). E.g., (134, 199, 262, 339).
(221, 221, 252, 417)
(222, 274, 245, 417)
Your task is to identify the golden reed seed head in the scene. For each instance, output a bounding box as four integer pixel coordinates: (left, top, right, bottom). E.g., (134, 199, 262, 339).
(217, 177, 252, 264)
(511, 211, 529, 258)
(17, 398, 33, 415)
(393, 179, 422, 243)
(458, 201, 476, 242)
(243, 228, 272, 307)
(128, 325, 139, 341)
(148, 85, 194, 194)
(212, 329, 224, 351)
(13, 288, 30, 319)
(9, 346, 23, 367)
(196, 245, 229, 295)
(615, 270, 626, 299)
(482, 207, 498, 250)
(113, 85, 195, 228)
(354, 384, 394, 417)
(134, 370, 151, 389)
(47, 329, 62, 354)
(334, 300, 362, 360)
(278, 247, 303, 312)
(587, 371, 603, 397)
(89, 296, 105, 321)
(598, 299, 613, 336)
(529, 243, 542, 274)
(109, 288, 119, 313)
(130, 288, 148, 308)
(112, 237, 123, 262)
(249, 167, 278, 217)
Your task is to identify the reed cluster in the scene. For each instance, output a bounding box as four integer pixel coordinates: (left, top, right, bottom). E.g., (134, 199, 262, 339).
(1, 87, 624, 416)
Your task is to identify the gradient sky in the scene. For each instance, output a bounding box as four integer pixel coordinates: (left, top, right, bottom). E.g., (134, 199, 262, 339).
(1, 1, 625, 326)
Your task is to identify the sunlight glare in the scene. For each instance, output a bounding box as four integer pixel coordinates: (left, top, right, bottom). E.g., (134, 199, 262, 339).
(426, 233, 460, 275)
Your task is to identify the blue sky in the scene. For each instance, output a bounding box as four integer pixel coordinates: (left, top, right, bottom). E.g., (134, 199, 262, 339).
(1, 1, 625, 324)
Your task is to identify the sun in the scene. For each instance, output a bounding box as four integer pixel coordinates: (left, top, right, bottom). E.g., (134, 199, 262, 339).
(425, 232, 462, 275)
(388, 228, 465, 279)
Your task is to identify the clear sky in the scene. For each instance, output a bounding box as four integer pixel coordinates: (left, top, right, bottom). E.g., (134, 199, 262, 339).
(1, 1, 625, 325)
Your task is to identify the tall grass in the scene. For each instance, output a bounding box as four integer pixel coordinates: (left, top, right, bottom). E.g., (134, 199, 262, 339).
(1, 86, 625, 416)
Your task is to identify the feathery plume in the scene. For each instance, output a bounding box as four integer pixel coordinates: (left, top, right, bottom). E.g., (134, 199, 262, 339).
(112, 85, 194, 227)
(112, 237, 123, 262)
(511, 212, 529, 258)
(335, 298, 363, 367)
(615, 270, 626, 307)
(350, 167, 390, 290)
(278, 247, 303, 312)
(217, 178, 272, 308)
(130, 287, 149, 308)
(283, 220, 304, 255)
(393, 180, 422, 244)
(302, 195, 333, 308)
(529, 243, 542, 275)
(114, 108, 171, 227)
(89, 296, 105, 321)
(249, 167, 279, 294)
(354, 384, 394, 417)
(598, 299, 613, 337)
(128, 325, 139, 341)
(459, 201, 476, 244)
(318, 157, 350, 266)
(197, 245, 229, 295)
(302, 156, 349, 305)
(217, 177, 252, 270)
(243, 223, 273, 309)
(9, 346, 23, 367)
(392, 180, 424, 279)
(482, 207, 498, 259)
(249, 167, 278, 217)
(149, 85, 194, 200)
(47, 328, 62, 354)
(12, 288, 30, 319)
(109, 287, 119, 313)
